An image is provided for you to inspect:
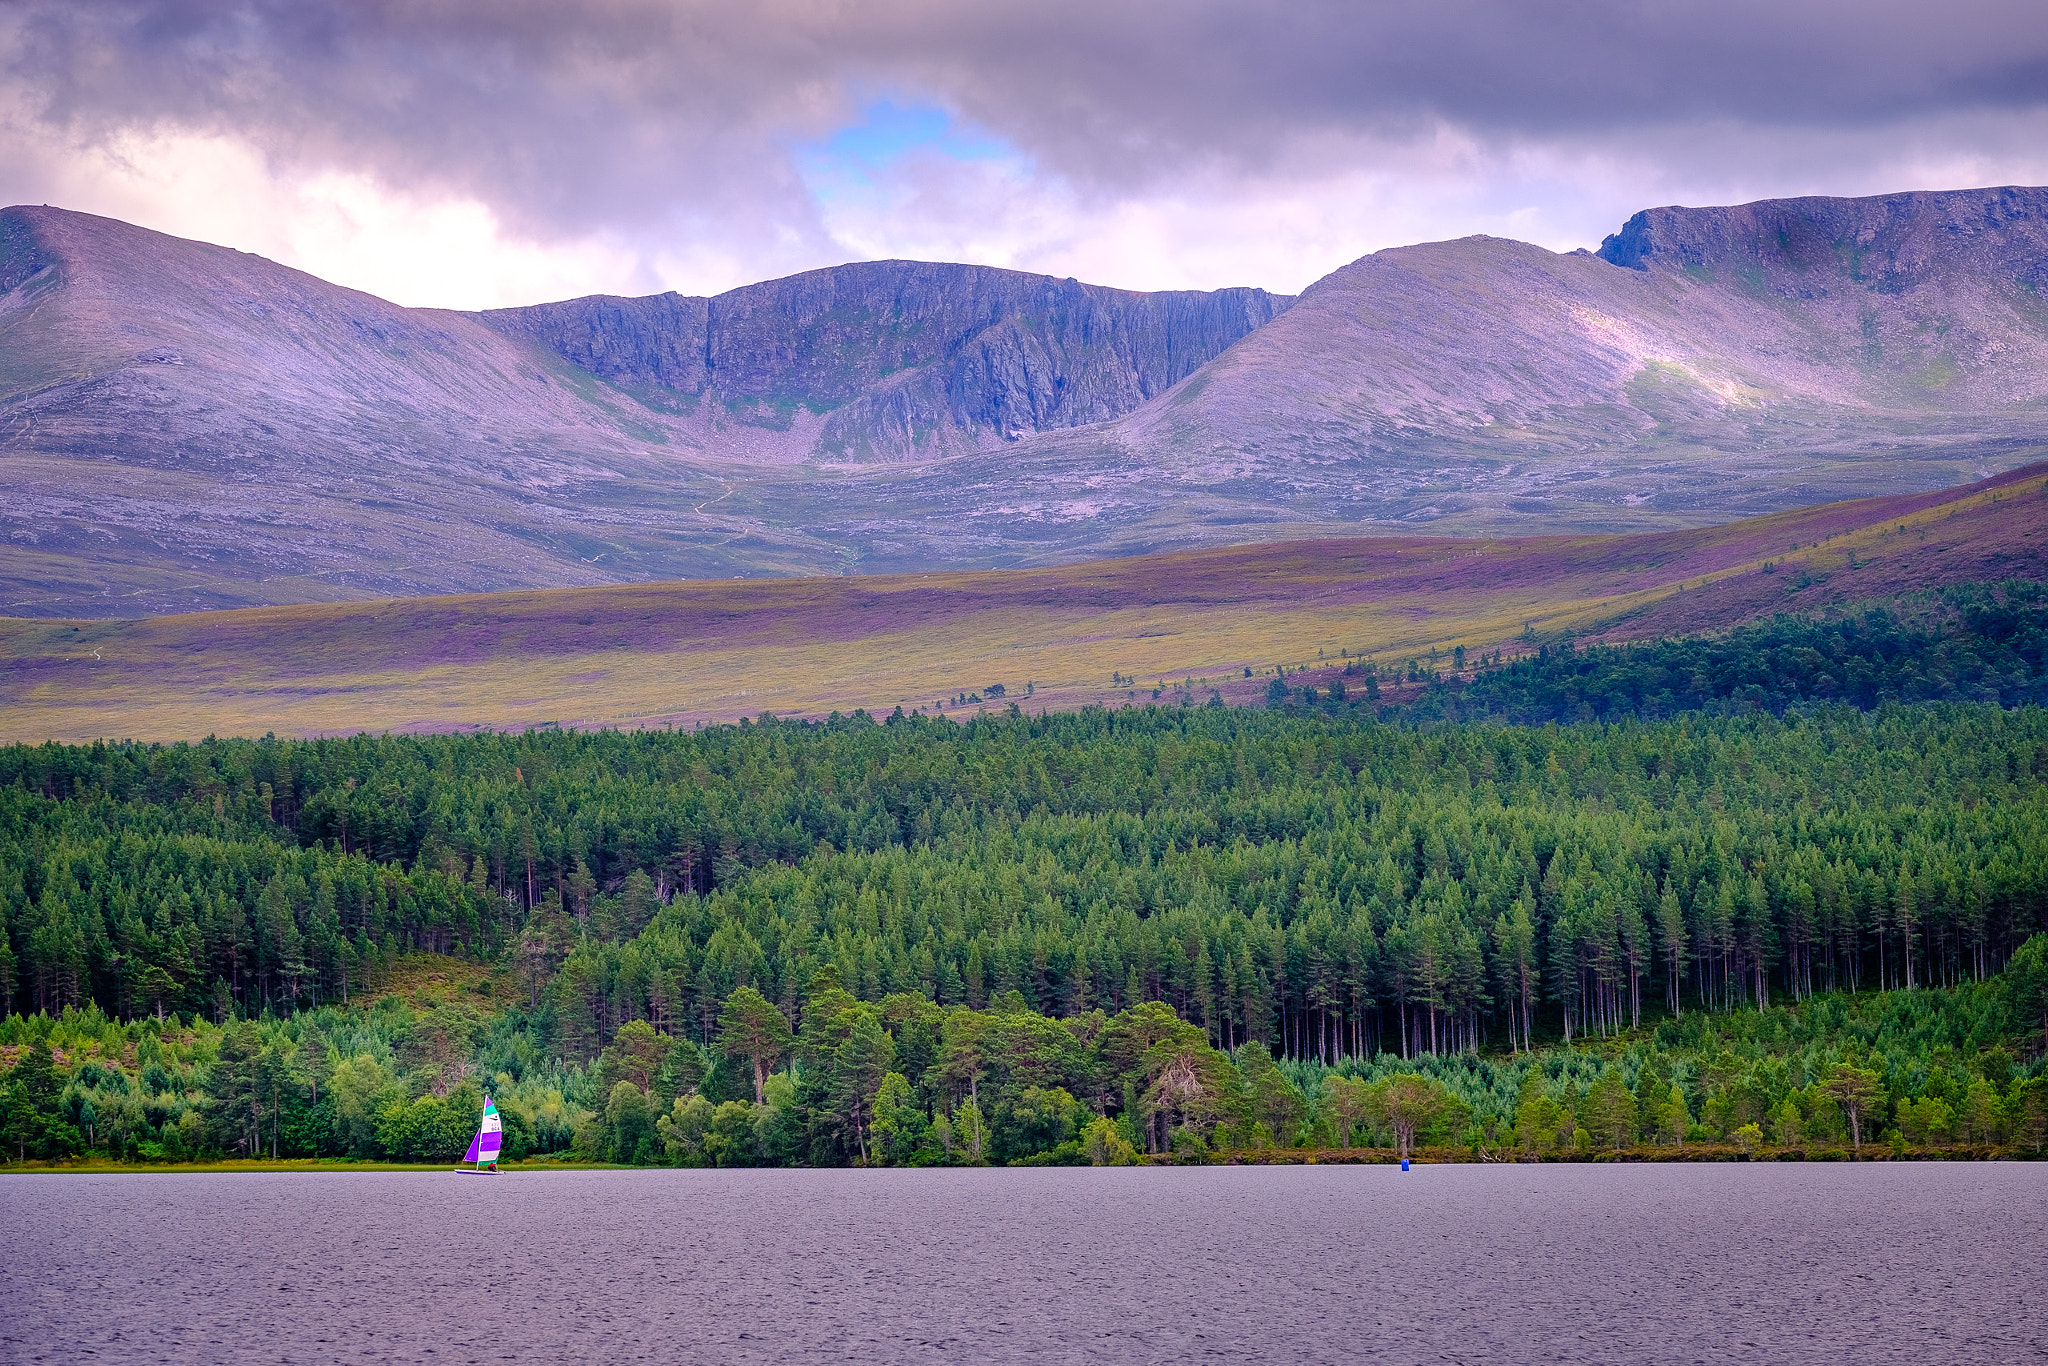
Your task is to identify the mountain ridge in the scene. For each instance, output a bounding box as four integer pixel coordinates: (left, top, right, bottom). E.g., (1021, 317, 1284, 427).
(980, 185, 2048, 542)
(6, 186, 2048, 617)
(0, 206, 1286, 614)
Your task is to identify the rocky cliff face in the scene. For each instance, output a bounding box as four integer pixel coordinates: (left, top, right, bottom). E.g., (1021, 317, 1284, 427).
(1599, 186, 2048, 285)
(477, 264, 1290, 460)
(0, 214, 52, 294)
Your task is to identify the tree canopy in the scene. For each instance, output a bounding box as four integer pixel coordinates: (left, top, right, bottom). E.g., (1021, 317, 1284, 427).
(5, 605, 2048, 1167)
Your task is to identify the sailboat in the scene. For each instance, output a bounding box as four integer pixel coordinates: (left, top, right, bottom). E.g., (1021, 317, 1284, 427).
(456, 1095, 504, 1174)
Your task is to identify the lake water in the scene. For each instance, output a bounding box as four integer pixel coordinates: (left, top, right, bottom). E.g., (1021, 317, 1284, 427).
(1, 1164, 2042, 1364)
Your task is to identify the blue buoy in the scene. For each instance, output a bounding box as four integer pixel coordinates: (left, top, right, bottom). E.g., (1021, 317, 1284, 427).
(1401, 1158, 1409, 1171)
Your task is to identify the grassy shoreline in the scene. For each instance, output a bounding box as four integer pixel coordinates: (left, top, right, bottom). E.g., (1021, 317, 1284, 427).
(5, 1146, 2038, 1173)
(0, 1157, 628, 1175)
(1195, 1143, 2041, 1165)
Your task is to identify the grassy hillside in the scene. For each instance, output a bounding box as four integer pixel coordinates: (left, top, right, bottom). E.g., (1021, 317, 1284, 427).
(1, 464, 2043, 742)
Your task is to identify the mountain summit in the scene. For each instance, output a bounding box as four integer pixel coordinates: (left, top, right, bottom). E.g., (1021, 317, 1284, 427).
(5, 188, 2048, 616)
(1031, 185, 2048, 539)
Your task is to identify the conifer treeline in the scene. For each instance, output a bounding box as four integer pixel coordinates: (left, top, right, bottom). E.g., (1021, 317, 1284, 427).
(1323, 581, 2048, 725)
(4, 703, 2046, 1058)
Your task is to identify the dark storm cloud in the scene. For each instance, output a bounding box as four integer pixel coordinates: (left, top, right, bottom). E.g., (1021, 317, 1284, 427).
(889, 0, 2048, 192)
(6, 0, 2047, 240)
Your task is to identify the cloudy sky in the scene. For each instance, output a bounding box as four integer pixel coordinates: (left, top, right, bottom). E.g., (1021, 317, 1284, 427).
(5, 0, 2048, 308)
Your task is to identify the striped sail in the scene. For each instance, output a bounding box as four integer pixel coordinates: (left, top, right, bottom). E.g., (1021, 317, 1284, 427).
(462, 1097, 504, 1168)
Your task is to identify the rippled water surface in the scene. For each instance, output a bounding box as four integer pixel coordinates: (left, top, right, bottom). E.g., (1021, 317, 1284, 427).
(2, 1164, 2043, 1364)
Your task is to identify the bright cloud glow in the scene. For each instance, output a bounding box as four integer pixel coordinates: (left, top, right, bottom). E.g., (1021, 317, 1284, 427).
(0, 119, 654, 308)
(8, 3, 2048, 311)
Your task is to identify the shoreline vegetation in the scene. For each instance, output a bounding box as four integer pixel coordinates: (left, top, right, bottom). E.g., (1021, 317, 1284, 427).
(4, 597, 2047, 1169)
(2, 1139, 2039, 1174)
(0, 1156, 627, 1174)
(4, 940, 2044, 1169)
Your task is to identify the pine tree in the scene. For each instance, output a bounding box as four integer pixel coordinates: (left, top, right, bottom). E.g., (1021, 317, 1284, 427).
(207, 1023, 267, 1157)
(1584, 1073, 1635, 1149)
(1, 1042, 70, 1161)
(829, 1015, 896, 1162)
(716, 986, 792, 1105)
(1822, 1064, 1885, 1150)
(1657, 1085, 1691, 1148)
(2005, 934, 2048, 1057)
(1361, 1074, 1451, 1160)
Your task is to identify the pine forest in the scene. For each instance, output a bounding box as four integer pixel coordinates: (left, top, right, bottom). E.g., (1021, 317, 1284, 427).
(5, 597, 2048, 1168)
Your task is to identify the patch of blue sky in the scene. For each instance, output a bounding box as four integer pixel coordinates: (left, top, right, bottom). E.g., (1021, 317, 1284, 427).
(795, 99, 1020, 203)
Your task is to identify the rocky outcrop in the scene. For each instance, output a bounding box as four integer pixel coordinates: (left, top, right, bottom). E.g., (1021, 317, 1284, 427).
(475, 290, 715, 399)
(1599, 186, 2048, 287)
(477, 263, 1291, 460)
(0, 213, 53, 294)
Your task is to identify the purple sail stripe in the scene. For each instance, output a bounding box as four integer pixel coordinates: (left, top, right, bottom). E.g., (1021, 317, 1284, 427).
(479, 1132, 503, 1159)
